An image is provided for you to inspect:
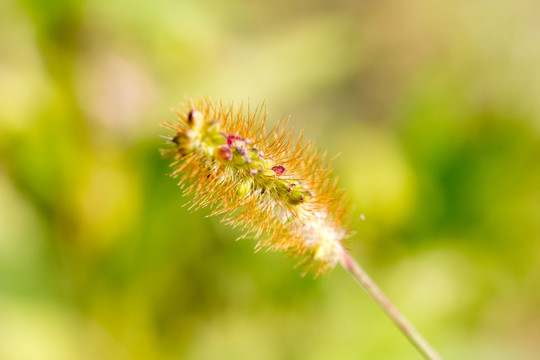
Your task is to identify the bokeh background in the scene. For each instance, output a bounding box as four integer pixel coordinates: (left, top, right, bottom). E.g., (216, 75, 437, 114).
(1, 0, 539, 359)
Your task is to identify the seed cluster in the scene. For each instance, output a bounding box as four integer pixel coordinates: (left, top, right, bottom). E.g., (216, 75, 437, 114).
(162, 98, 351, 274)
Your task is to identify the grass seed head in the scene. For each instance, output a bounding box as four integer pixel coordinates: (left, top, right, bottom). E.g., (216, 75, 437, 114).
(162, 97, 351, 275)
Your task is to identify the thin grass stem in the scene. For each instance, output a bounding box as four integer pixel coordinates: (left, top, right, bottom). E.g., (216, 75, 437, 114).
(340, 251, 443, 360)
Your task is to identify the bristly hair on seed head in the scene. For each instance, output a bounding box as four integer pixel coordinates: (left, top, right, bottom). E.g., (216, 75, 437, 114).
(161, 97, 352, 275)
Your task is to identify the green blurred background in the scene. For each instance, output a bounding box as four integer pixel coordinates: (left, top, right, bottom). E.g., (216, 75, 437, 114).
(1, 0, 539, 359)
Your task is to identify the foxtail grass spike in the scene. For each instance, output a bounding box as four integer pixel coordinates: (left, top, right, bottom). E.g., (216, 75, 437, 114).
(161, 97, 443, 360)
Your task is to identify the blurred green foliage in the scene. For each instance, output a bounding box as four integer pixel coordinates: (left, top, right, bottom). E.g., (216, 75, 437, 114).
(1, 0, 539, 359)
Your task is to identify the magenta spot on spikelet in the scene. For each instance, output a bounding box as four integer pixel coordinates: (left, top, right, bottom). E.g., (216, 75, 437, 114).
(227, 134, 243, 146)
(272, 165, 286, 175)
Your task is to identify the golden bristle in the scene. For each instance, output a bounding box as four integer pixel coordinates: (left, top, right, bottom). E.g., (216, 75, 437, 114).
(162, 97, 351, 275)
